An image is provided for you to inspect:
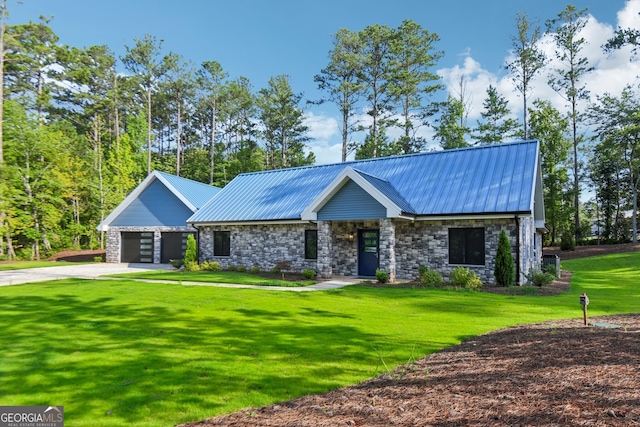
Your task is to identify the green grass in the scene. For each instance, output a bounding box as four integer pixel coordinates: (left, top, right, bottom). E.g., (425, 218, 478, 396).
(0, 261, 77, 271)
(110, 270, 316, 287)
(0, 252, 638, 427)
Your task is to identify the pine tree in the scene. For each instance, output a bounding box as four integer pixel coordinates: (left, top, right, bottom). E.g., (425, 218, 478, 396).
(494, 229, 515, 287)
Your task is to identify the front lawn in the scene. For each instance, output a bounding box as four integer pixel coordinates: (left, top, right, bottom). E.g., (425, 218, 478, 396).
(0, 252, 638, 426)
(110, 269, 316, 287)
(0, 261, 74, 271)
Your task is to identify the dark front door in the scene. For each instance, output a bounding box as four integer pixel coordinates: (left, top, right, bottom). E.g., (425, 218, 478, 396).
(358, 229, 379, 277)
(121, 232, 154, 263)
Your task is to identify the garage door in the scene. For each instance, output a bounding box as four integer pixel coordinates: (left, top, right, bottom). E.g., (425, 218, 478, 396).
(161, 232, 194, 263)
(121, 232, 154, 263)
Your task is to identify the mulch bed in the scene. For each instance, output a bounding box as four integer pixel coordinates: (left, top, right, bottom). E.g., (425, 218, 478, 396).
(178, 244, 640, 427)
(47, 249, 106, 262)
(180, 314, 640, 427)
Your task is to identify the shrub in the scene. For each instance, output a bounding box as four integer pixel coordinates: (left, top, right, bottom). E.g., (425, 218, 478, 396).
(494, 229, 515, 287)
(274, 260, 292, 272)
(302, 269, 315, 280)
(249, 266, 261, 274)
(526, 269, 555, 287)
(237, 266, 247, 273)
(375, 269, 389, 284)
(169, 258, 184, 269)
(200, 261, 222, 272)
(184, 234, 198, 265)
(543, 263, 558, 278)
(418, 265, 429, 276)
(227, 264, 237, 272)
(184, 261, 200, 272)
(450, 266, 482, 290)
(560, 232, 576, 251)
(420, 268, 444, 287)
(93, 256, 103, 263)
(465, 273, 483, 290)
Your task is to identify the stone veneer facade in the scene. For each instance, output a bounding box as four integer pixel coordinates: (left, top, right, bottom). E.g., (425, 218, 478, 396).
(105, 226, 196, 263)
(198, 216, 543, 285)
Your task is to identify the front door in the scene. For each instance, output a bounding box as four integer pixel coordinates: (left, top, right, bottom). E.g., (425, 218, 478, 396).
(358, 229, 379, 277)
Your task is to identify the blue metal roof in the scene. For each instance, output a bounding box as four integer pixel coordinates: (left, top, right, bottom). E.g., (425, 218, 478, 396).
(188, 140, 540, 223)
(156, 171, 221, 210)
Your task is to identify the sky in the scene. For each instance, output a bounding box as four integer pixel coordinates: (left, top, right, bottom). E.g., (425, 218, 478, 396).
(8, 0, 640, 164)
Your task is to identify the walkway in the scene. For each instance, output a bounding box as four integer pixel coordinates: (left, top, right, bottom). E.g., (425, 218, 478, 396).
(0, 263, 358, 291)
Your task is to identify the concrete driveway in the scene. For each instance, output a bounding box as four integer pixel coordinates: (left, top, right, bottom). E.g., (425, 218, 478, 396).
(0, 263, 357, 291)
(0, 263, 171, 287)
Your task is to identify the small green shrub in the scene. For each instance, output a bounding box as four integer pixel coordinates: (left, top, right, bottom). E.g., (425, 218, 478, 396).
(465, 273, 483, 290)
(184, 234, 198, 264)
(169, 259, 184, 269)
(302, 269, 315, 279)
(526, 269, 555, 287)
(200, 261, 222, 272)
(237, 266, 247, 273)
(185, 261, 200, 272)
(420, 268, 444, 287)
(93, 256, 103, 263)
(543, 263, 558, 278)
(376, 269, 389, 284)
(249, 266, 261, 274)
(227, 265, 237, 272)
(269, 268, 281, 274)
(450, 266, 482, 290)
(418, 265, 429, 276)
(494, 229, 515, 287)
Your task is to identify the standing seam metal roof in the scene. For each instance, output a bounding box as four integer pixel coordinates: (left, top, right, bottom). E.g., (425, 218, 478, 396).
(188, 140, 539, 223)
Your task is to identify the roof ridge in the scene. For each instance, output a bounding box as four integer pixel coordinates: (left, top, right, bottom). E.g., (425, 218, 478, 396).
(234, 140, 539, 178)
(155, 170, 221, 189)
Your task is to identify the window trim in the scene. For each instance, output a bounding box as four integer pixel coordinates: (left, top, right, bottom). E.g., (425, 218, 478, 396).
(448, 227, 485, 266)
(305, 229, 318, 260)
(213, 230, 231, 257)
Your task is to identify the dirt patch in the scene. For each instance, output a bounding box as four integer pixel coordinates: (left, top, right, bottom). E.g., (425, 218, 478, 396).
(178, 244, 640, 427)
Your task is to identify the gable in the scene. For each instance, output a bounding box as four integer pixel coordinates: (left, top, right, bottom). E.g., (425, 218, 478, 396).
(317, 180, 386, 220)
(111, 179, 194, 227)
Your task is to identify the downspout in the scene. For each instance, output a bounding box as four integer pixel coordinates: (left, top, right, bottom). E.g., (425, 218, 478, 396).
(514, 215, 521, 285)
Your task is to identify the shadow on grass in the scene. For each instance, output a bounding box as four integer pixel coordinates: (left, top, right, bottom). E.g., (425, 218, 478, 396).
(0, 281, 429, 426)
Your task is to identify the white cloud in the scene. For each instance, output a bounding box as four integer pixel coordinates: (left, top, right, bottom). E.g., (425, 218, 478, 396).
(441, 3, 640, 128)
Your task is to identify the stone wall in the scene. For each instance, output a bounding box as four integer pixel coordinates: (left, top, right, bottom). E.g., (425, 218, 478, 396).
(196, 217, 541, 285)
(199, 223, 317, 272)
(394, 218, 519, 284)
(105, 226, 195, 263)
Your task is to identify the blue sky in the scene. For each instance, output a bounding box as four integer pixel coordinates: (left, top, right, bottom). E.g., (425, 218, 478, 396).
(8, 0, 639, 164)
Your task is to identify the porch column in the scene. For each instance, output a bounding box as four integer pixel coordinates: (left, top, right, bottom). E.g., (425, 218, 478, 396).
(153, 231, 162, 264)
(317, 220, 333, 278)
(379, 218, 396, 282)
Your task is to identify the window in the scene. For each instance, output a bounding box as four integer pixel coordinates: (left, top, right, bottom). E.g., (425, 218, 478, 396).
(214, 231, 230, 256)
(449, 228, 485, 265)
(305, 230, 318, 259)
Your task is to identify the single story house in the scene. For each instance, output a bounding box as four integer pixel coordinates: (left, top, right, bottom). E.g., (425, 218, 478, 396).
(187, 140, 545, 285)
(97, 170, 220, 263)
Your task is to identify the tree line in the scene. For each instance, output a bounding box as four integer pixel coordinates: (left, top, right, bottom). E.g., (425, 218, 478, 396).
(0, 2, 638, 260)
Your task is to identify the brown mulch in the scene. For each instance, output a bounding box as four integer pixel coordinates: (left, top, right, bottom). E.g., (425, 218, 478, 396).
(544, 242, 640, 260)
(180, 315, 640, 427)
(178, 244, 640, 427)
(47, 249, 105, 262)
